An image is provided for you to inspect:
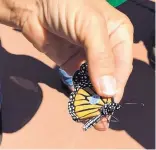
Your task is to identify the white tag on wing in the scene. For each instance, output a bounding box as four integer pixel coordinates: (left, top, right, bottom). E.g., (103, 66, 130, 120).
(88, 94, 101, 104)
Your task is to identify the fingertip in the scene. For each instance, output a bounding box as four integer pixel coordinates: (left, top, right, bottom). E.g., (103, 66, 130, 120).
(114, 87, 124, 103)
(93, 119, 109, 131)
(92, 75, 117, 98)
(99, 75, 117, 96)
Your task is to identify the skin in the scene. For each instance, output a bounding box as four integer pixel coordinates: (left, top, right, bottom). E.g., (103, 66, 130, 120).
(0, 0, 133, 131)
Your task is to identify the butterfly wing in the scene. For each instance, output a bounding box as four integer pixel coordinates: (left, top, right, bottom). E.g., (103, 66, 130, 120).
(72, 62, 92, 90)
(68, 87, 105, 122)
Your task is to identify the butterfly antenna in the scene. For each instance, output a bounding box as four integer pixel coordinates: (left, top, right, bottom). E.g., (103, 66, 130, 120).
(110, 115, 120, 123)
(106, 115, 119, 123)
(123, 102, 144, 107)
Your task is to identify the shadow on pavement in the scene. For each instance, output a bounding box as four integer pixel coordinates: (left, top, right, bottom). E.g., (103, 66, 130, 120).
(110, 59, 155, 149)
(0, 39, 155, 148)
(0, 40, 69, 135)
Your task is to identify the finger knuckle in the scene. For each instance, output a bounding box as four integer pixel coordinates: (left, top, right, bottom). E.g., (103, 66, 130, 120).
(122, 14, 134, 33)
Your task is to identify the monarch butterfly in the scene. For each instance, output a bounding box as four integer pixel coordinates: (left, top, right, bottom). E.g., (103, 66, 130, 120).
(68, 86, 121, 130)
(68, 62, 121, 131)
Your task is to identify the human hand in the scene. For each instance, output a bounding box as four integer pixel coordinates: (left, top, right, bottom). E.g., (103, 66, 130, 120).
(1, 0, 133, 131)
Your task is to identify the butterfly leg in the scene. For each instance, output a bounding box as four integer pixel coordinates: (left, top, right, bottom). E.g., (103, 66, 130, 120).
(83, 115, 102, 131)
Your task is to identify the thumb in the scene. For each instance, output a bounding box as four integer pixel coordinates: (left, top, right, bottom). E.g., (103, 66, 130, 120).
(83, 15, 116, 97)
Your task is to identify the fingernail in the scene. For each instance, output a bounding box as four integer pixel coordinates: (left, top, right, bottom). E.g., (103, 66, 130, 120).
(114, 88, 123, 103)
(99, 76, 117, 96)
